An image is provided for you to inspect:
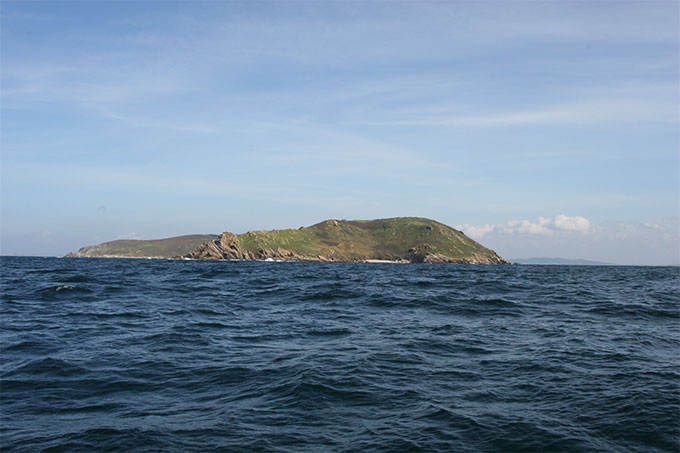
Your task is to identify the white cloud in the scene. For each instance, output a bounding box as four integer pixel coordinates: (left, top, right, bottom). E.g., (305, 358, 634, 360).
(455, 217, 679, 265)
(553, 214, 590, 233)
(642, 222, 664, 231)
(456, 214, 591, 239)
(455, 223, 495, 239)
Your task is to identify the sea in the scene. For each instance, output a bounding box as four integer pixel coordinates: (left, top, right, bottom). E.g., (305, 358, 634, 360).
(1, 256, 678, 452)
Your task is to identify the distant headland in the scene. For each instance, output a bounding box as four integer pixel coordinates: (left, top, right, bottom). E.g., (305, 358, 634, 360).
(510, 257, 614, 266)
(66, 217, 508, 264)
(64, 234, 217, 259)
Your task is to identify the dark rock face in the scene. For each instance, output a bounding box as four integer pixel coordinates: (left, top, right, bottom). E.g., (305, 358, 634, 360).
(184, 233, 249, 260)
(420, 252, 507, 264)
(184, 233, 308, 261)
(406, 245, 506, 264)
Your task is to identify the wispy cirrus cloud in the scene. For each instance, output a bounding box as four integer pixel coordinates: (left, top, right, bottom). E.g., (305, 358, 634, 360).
(2, 1, 677, 262)
(357, 94, 678, 127)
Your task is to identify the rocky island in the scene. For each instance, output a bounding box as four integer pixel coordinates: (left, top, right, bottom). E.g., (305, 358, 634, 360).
(67, 217, 507, 264)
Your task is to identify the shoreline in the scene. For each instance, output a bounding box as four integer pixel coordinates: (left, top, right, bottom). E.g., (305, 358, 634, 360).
(62, 255, 501, 264)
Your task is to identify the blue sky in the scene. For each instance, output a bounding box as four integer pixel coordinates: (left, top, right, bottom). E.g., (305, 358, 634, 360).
(1, 0, 678, 264)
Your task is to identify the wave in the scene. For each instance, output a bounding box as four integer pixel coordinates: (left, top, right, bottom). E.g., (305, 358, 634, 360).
(4, 357, 87, 378)
(36, 284, 93, 299)
(1, 257, 678, 452)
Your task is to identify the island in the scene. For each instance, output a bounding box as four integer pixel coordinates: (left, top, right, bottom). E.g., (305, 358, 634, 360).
(66, 217, 508, 264)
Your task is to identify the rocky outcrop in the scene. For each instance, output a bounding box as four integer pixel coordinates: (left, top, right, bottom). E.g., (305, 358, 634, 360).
(419, 252, 507, 264)
(184, 233, 248, 260)
(183, 232, 342, 262)
(66, 245, 106, 258)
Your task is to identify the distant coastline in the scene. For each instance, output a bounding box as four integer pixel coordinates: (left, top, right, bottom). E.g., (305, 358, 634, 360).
(511, 257, 615, 266)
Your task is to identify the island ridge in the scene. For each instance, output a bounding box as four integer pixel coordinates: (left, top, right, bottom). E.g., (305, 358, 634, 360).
(67, 217, 508, 264)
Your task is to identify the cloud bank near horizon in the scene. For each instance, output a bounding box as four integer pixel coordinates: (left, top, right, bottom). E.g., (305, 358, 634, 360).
(456, 216, 679, 266)
(455, 215, 591, 239)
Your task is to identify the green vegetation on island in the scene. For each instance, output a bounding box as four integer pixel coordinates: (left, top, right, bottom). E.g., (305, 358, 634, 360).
(185, 217, 507, 264)
(65, 235, 217, 258)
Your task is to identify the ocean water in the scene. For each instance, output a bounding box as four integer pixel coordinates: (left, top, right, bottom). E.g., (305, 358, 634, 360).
(1, 256, 678, 452)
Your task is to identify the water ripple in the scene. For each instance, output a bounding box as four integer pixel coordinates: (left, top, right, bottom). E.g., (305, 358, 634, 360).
(1, 257, 678, 452)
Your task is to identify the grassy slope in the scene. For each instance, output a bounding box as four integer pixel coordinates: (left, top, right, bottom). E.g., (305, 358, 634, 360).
(236, 217, 497, 260)
(72, 235, 217, 258)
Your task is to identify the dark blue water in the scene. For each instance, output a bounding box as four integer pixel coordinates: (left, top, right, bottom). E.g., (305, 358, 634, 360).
(1, 257, 678, 452)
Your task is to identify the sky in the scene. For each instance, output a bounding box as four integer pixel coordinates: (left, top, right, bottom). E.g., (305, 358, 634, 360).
(1, 0, 678, 265)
